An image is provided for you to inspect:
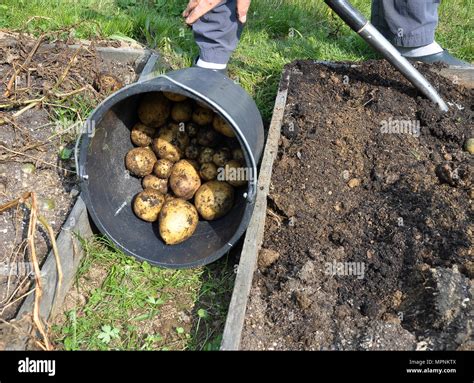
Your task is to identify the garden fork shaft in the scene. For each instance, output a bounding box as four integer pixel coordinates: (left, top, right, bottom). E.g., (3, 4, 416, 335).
(325, 0, 449, 112)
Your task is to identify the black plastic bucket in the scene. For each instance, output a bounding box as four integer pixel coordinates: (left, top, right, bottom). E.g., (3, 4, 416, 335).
(77, 68, 264, 268)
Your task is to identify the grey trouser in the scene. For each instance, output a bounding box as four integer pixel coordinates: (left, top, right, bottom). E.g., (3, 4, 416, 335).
(192, 0, 243, 64)
(371, 0, 440, 47)
(192, 0, 440, 64)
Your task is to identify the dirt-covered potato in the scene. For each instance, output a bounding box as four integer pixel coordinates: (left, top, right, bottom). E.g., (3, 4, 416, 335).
(164, 193, 176, 201)
(194, 181, 235, 220)
(185, 145, 200, 160)
(171, 100, 193, 122)
(176, 131, 190, 151)
(152, 137, 182, 163)
(169, 160, 201, 200)
(197, 127, 219, 147)
(212, 147, 231, 167)
(159, 198, 199, 245)
(224, 160, 247, 187)
(163, 91, 187, 102)
(232, 148, 245, 164)
(142, 175, 168, 194)
(153, 159, 174, 179)
(196, 100, 210, 109)
(160, 123, 189, 151)
(186, 122, 199, 137)
(152, 123, 188, 162)
(199, 162, 218, 181)
(125, 147, 157, 177)
(133, 188, 165, 222)
(94, 72, 123, 94)
(158, 122, 179, 140)
(192, 106, 214, 126)
(198, 147, 215, 164)
(213, 115, 235, 137)
(130, 122, 155, 147)
(138, 92, 170, 127)
(187, 159, 200, 172)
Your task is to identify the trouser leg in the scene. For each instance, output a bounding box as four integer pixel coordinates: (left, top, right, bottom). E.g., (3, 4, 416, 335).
(192, 0, 243, 65)
(371, 0, 440, 47)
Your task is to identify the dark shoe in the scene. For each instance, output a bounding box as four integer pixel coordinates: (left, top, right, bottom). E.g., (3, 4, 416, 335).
(192, 56, 228, 76)
(406, 50, 473, 69)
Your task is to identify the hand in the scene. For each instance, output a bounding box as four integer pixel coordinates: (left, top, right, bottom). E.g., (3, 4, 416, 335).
(183, 0, 251, 25)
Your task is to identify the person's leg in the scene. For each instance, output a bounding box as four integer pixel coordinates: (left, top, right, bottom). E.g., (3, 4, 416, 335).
(371, 0, 439, 48)
(192, 0, 243, 70)
(371, 0, 470, 67)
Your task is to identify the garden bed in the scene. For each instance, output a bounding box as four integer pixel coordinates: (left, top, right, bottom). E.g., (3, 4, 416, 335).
(240, 60, 473, 350)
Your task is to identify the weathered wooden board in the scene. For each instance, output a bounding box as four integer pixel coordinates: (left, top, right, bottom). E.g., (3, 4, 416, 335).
(7, 196, 93, 350)
(220, 70, 290, 350)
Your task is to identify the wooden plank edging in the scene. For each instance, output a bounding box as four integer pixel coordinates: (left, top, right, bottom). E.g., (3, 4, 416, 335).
(7, 196, 93, 350)
(220, 70, 291, 350)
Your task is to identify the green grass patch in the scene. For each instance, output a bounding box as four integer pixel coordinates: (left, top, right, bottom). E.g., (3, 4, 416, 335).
(51, 237, 235, 350)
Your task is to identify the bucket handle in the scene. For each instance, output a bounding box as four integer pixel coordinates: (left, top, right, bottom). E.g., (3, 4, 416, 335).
(74, 129, 88, 182)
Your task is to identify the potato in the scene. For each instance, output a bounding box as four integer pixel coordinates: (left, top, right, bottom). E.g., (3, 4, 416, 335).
(232, 148, 245, 164)
(165, 193, 176, 201)
(125, 147, 157, 177)
(213, 115, 235, 137)
(153, 159, 174, 179)
(171, 100, 193, 122)
(192, 106, 214, 126)
(138, 92, 170, 128)
(142, 175, 168, 194)
(194, 181, 234, 220)
(197, 127, 219, 147)
(152, 124, 186, 162)
(152, 137, 182, 163)
(212, 147, 231, 167)
(133, 188, 165, 222)
(158, 122, 179, 140)
(169, 160, 201, 200)
(196, 100, 211, 109)
(176, 131, 190, 151)
(159, 199, 199, 245)
(200, 162, 218, 181)
(186, 122, 199, 137)
(185, 145, 200, 160)
(224, 160, 247, 187)
(130, 122, 155, 147)
(186, 159, 200, 172)
(198, 147, 215, 164)
(160, 123, 189, 151)
(163, 91, 187, 102)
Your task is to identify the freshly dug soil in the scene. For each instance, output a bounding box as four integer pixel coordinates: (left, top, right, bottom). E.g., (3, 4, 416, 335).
(242, 60, 473, 350)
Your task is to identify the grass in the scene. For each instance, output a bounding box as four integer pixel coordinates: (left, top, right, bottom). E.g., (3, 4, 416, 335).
(51, 237, 235, 350)
(1, 0, 472, 350)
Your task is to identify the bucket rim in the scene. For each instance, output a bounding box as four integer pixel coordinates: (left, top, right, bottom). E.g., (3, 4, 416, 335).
(76, 71, 260, 268)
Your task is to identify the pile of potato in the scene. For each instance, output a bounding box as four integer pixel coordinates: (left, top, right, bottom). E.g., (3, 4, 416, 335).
(124, 91, 246, 245)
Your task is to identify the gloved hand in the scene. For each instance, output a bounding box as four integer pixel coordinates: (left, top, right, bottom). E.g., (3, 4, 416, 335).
(183, 0, 251, 25)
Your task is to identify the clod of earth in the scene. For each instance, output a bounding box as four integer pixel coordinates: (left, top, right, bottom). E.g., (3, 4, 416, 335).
(258, 248, 280, 269)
